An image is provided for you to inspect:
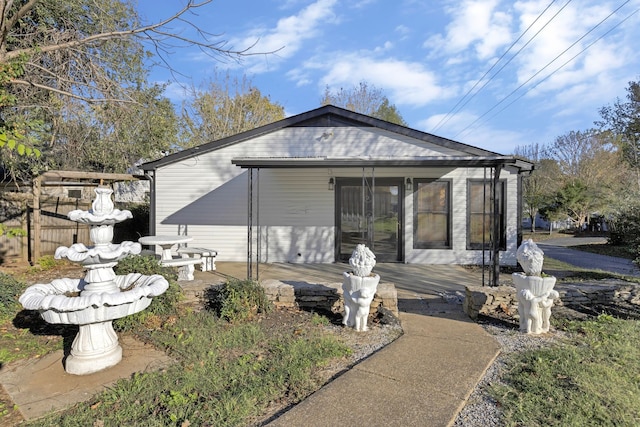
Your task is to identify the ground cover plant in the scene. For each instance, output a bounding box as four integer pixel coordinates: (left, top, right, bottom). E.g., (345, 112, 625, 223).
(491, 314, 640, 426)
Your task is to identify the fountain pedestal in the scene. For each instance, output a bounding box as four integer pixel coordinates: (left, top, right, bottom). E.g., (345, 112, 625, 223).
(67, 322, 122, 375)
(342, 272, 380, 331)
(512, 274, 559, 334)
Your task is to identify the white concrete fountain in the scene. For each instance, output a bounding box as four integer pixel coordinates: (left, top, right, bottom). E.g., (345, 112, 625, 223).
(19, 187, 169, 375)
(342, 244, 380, 332)
(512, 239, 559, 334)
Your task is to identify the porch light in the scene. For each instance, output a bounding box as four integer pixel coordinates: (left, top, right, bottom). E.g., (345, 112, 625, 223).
(328, 177, 335, 191)
(406, 177, 413, 191)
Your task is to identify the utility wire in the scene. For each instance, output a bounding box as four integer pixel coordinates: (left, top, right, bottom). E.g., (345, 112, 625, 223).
(471, 6, 640, 136)
(431, 0, 566, 133)
(454, 0, 633, 139)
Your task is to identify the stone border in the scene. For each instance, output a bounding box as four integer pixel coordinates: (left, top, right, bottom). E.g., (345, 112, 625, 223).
(464, 279, 640, 320)
(260, 279, 399, 318)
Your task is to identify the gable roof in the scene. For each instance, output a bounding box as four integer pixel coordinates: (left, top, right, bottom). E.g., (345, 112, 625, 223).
(141, 104, 506, 171)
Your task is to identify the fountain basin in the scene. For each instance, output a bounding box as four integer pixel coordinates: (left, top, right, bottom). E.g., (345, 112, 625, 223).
(20, 273, 169, 375)
(55, 241, 141, 266)
(512, 273, 556, 296)
(20, 273, 169, 324)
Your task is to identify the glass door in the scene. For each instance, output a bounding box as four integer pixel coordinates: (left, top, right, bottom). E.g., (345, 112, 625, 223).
(336, 178, 403, 262)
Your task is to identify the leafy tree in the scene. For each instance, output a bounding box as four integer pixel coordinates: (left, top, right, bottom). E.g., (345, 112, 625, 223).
(543, 130, 627, 229)
(0, 0, 262, 179)
(50, 84, 178, 172)
(597, 80, 640, 193)
(514, 143, 561, 231)
(321, 81, 407, 126)
(180, 74, 285, 148)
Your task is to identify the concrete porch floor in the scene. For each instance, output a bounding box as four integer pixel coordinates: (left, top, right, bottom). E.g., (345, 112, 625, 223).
(192, 261, 484, 303)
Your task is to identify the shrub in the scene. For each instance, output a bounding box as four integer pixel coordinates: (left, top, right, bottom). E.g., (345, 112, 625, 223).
(113, 255, 183, 331)
(608, 204, 640, 262)
(208, 279, 272, 322)
(0, 272, 25, 318)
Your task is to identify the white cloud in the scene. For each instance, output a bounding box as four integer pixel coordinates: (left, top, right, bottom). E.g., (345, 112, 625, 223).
(230, 0, 339, 72)
(160, 81, 191, 103)
(424, 0, 512, 59)
(315, 54, 455, 106)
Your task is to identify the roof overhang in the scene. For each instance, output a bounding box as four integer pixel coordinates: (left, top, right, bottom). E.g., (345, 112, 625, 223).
(231, 156, 534, 171)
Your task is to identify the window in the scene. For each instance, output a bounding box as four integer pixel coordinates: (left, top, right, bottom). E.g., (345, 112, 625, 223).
(68, 189, 82, 199)
(413, 179, 451, 249)
(467, 179, 506, 250)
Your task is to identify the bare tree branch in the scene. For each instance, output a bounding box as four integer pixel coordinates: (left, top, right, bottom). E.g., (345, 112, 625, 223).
(11, 78, 137, 104)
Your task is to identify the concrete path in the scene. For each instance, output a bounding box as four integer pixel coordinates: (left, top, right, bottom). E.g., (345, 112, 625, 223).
(267, 291, 500, 427)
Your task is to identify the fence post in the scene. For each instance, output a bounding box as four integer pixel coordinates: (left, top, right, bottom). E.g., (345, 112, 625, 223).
(32, 175, 42, 263)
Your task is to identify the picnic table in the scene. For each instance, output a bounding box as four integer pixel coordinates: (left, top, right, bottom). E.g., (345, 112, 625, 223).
(138, 235, 193, 261)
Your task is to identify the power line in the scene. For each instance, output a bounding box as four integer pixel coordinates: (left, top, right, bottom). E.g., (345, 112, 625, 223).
(472, 7, 640, 136)
(453, 0, 634, 140)
(431, 0, 567, 133)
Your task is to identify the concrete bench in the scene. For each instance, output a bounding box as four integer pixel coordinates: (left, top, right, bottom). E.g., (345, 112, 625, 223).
(160, 257, 203, 281)
(176, 247, 218, 271)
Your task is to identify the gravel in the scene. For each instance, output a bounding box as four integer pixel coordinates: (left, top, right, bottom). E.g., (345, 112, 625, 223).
(452, 320, 568, 427)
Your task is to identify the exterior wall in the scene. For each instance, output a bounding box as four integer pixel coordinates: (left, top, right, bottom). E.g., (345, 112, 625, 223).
(402, 165, 520, 266)
(151, 126, 523, 265)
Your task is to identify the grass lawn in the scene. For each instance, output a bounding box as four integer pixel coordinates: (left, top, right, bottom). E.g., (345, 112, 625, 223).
(491, 315, 640, 426)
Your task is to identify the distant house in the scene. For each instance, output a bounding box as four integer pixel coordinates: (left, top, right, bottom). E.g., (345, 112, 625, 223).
(141, 105, 533, 269)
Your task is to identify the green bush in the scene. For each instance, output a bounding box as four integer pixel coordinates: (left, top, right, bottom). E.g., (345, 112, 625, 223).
(113, 255, 183, 331)
(208, 279, 272, 322)
(0, 272, 25, 318)
(608, 204, 640, 263)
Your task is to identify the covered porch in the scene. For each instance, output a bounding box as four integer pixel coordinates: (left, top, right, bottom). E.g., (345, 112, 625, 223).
(188, 261, 485, 305)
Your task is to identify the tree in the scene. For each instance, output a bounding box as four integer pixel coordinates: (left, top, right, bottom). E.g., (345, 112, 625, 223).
(50, 85, 178, 172)
(0, 0, 264, 180)
(180, 74, 285, 148)
(514, 143, 561, 232)
(0, 0, 254, 106)
(597, 80, 640, 194)
(543, 130, 628, 229)
(321, 81, 407, 126)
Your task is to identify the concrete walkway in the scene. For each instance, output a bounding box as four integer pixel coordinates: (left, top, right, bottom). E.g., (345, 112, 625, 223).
(219, 263, 501, 427)
(1, 263, 499, 426)
(267, 289, 500, 427)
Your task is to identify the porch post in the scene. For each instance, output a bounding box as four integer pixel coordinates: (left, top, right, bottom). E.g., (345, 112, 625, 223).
(491, 164, 503, 286)
(247, 168, 253, 280)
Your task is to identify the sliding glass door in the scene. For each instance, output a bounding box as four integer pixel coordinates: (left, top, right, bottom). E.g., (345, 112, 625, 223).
(336, 178, 403, 262)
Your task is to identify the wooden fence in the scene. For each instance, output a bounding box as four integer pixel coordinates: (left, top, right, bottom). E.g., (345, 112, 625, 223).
(0, 197, 92, 265)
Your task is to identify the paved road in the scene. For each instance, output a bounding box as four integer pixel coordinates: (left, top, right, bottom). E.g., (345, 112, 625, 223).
(536, 236, 639, 277)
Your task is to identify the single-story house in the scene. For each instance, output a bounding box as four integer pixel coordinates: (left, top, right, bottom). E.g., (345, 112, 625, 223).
(141, 105, 533, 277)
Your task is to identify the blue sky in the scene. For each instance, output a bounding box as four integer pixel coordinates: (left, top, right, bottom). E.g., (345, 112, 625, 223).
(137, 0, 640, 154)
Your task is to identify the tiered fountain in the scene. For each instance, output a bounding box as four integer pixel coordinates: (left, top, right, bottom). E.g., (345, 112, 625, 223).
(342, 244, 380, 332)
(19, 187, 169, 375)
